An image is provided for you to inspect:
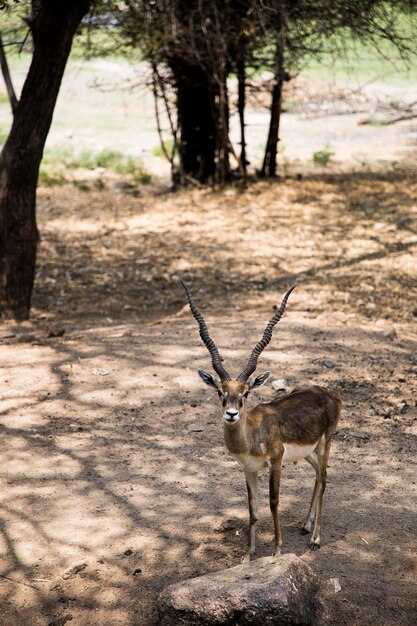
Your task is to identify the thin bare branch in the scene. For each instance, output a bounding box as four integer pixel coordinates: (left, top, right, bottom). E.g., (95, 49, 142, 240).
(0, 33, 18, 114)
(151, 63, 174, 166)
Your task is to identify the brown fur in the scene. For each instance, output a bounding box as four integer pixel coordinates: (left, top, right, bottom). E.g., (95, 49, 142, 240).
(222, 384, 340, 454)
(216, 380, 342, 560)
(187, 283, 341, 559)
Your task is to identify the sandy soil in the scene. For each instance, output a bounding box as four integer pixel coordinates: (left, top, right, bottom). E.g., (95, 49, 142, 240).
(1, 56, 417, 626)
(0, 164, 416, 625)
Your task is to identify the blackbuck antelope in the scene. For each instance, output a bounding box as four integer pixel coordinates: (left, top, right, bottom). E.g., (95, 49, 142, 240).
(181, 280, 341, 561)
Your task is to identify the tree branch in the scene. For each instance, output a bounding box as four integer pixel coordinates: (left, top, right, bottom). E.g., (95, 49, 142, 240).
(151, 64, 174, 165)
(359, 113, 417, 126)
(0, 33, 18, 115)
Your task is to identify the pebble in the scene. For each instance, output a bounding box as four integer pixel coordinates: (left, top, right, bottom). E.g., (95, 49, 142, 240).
(272, 379, 287, 391)
(189, 423, 204, 432)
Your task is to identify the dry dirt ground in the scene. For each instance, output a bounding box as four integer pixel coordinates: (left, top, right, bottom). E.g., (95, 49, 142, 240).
(0, 167, 416, 626)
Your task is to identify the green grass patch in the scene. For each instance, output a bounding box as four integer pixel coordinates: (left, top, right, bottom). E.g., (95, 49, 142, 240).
(39, 148, 152, 187)
(368, 119, 389, 127)
(292, 9, 417, 84)
(301, 29, 417, 85)
(38, 170, 67, 187)
(68, 149, 151, 182)
(304, 54, 417, 85)
(42, 147, 74, 166)
(72, 26, 138, 61)
(312, 146, 334, 166)
(72, 180, 91, 192)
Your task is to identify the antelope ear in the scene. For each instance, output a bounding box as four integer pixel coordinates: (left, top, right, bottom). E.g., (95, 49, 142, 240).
(248, 371, 270, 389)
(198, 369, 220, 389)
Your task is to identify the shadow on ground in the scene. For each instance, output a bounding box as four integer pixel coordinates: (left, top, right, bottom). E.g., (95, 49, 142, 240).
(0, 311, 416, 625)
(0, 171, 416, 625)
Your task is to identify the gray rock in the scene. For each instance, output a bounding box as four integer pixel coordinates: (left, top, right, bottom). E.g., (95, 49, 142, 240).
(395, 400, 409, 414)
(157, 554, 320, 625)
(271, 379, 287, 391)
(189, 423, 205, 432)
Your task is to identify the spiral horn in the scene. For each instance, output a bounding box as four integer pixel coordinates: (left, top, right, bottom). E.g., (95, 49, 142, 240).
(180, 279, 231, 382)
(236, 286, 295, 382)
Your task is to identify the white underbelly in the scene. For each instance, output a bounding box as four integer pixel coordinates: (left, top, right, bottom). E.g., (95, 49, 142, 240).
(283, 442, 317, 463)
(233, 453, 268, 472)
(233, 441, 319, 471)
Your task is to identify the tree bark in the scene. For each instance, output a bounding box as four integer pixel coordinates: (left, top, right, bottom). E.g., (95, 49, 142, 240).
(213, 71, 230, 186)
(173, 62, 216, 184)
(0, 0, 90, 321)
(237, 53, 247, 178)
(172, 58, 233, 186)
(261, 24, 286, 178)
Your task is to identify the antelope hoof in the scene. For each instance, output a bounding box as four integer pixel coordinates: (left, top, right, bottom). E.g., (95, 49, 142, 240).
(242, 552, 252, 563)
(301, 519, 314, 534)
(309, 540, 321, 551)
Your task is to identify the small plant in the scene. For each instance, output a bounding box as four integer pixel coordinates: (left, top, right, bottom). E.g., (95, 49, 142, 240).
(312, 146, 334, 166)
(136, 170, 152, 185)
(70, 150, 96, 169)
(112, 155, 137, 175)
(95, 149, 125, 169)
(94, 178, 106, 191)
(38, 169, 67, 187)
(112, 155, 152, 183)
(72, 180, 91, 192)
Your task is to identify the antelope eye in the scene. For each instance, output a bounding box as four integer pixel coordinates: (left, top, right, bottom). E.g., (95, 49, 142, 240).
(243, 391, 249, 398)
(222, 397, 227, 407)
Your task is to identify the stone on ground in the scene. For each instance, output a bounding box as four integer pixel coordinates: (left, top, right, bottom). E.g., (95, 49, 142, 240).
(157, 553, 320, 625)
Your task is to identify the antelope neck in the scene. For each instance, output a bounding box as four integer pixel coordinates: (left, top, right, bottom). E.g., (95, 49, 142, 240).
(223, 413, 248, 455)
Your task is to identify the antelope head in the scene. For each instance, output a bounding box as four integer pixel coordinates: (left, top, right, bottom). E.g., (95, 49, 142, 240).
(180, 280, 295, 424)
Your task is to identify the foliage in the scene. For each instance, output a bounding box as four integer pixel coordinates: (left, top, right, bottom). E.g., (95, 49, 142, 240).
(117, 1, 417, 183)
(2, 1, 416, 186)
(73, 6, 136, 59)
(313, 146, 334, 167)
(0, 1, 31, 51)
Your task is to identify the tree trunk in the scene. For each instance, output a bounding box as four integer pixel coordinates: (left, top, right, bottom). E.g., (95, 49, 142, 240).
(172, 59, 232, 185)
(0, 0, 90, 321)
(237, 53, 247, 178)
(261, 25, 286, 178)
(213, 71, 230, 186)
(173, 63, 216, 184)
